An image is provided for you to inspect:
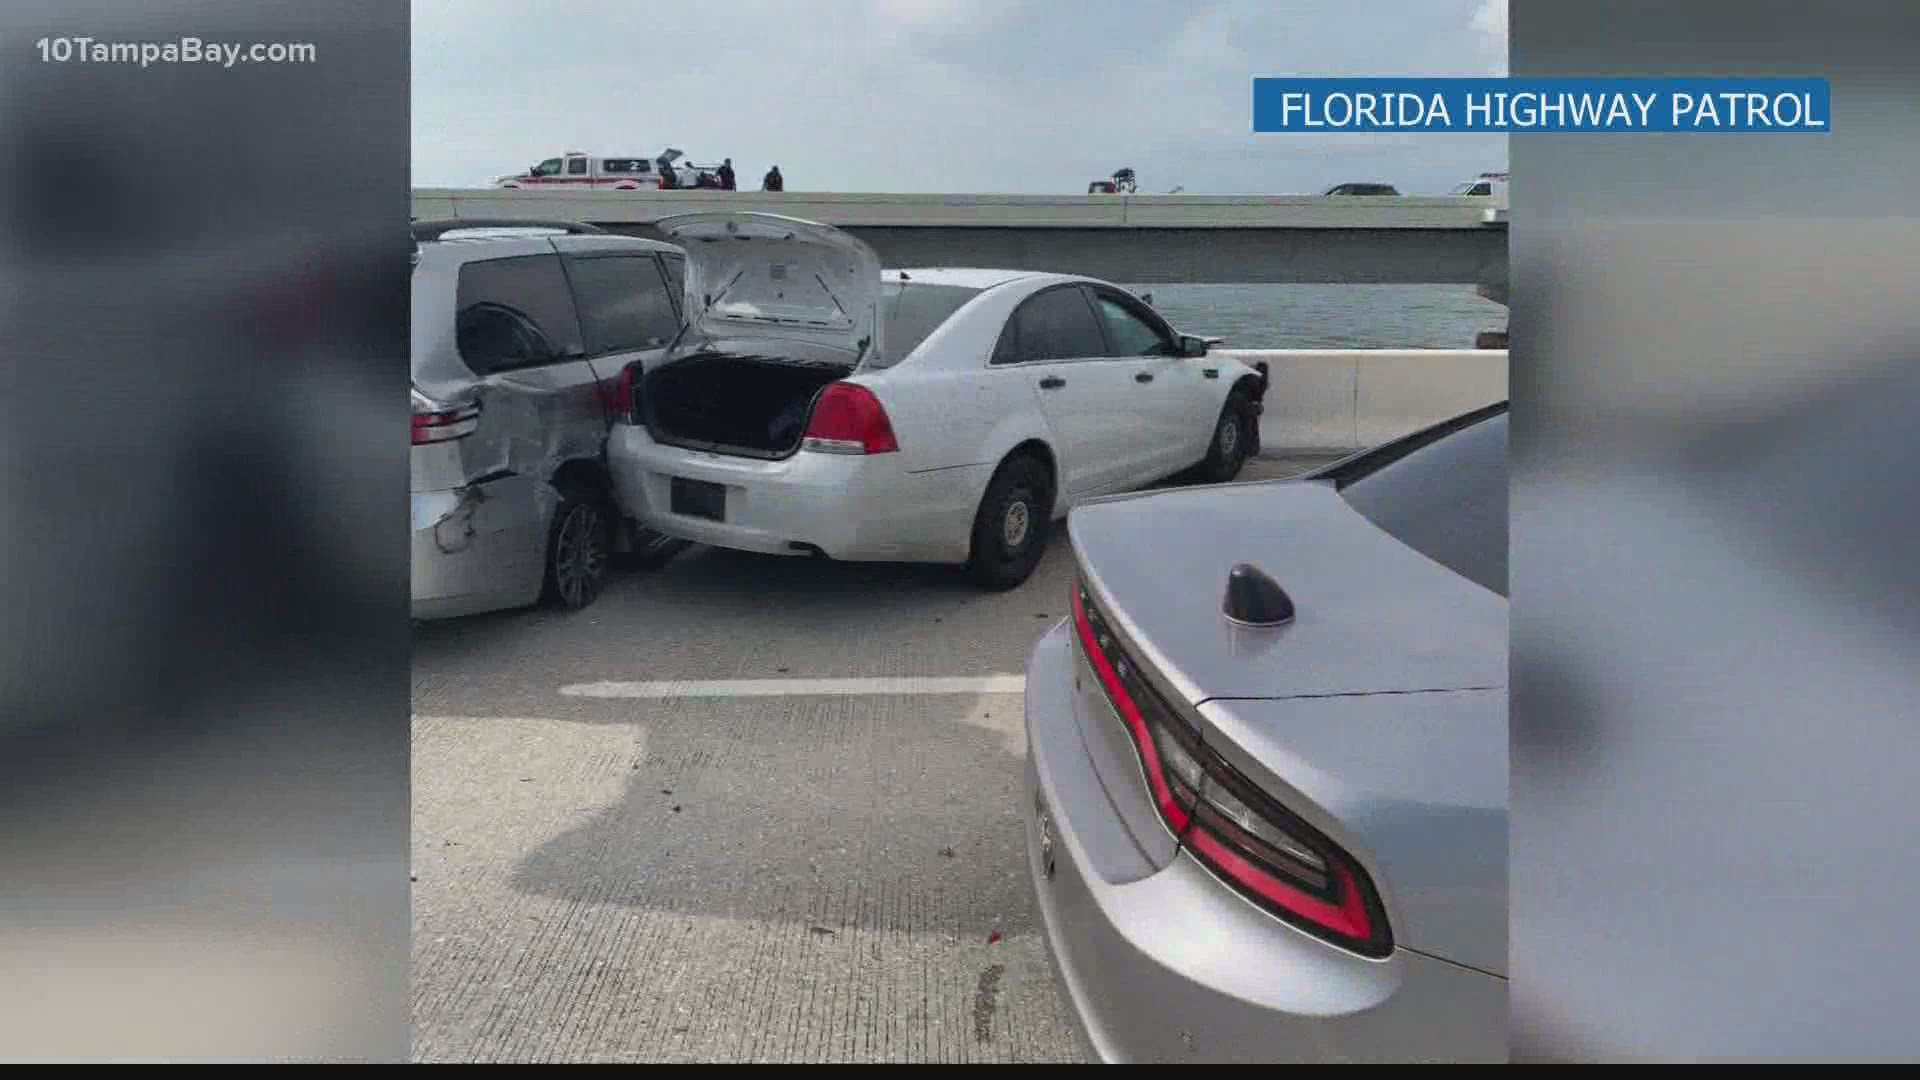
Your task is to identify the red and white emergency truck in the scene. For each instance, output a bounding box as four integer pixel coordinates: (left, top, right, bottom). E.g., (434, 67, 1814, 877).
(493, 152, 663, 190)
(491, 149, 728, 190)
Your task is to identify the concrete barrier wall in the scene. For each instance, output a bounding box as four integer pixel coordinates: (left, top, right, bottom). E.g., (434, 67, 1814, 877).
(412, 188, 1503, 230)
(1218, 349, 1509, 453)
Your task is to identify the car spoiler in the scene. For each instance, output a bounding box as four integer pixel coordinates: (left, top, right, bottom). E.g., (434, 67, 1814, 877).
(410, 218, 607, 242)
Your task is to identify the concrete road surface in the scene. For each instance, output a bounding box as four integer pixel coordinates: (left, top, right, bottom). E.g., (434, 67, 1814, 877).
(410, 454, 1342, 1063)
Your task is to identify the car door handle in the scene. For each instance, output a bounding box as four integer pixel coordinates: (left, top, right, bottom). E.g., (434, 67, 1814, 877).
(1202, 368, 1220, 379)
(1039, 376, 1066, 390)
(1134, 372, 1154, 384)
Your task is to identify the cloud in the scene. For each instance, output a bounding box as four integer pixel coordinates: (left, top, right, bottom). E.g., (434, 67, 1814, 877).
(1470, 0, 1508, 74)
(866, 0, 1021, 32)
(411, 1, 1508, 195)
(1170, 2, 1251, 68)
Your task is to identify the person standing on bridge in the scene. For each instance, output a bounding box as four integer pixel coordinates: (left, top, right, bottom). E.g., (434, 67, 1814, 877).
(718, 158, 736, 191)
(762, 164, 783, 192)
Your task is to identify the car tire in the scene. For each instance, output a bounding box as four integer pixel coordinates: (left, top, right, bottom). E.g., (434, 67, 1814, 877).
(542, 494, 613, 611)
(964, 454, 1054, 590)
(1194, 391, 1256, 484)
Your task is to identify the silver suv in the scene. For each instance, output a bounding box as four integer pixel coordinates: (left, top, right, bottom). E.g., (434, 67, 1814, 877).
(410, 219, 688, 620)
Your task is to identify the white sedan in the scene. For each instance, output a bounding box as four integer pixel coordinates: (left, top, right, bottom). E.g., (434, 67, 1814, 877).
(605, 211, 1269, 588)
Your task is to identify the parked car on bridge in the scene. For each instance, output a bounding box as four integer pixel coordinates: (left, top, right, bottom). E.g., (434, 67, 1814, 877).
(656, 148, 730, 189)
(1024, 401, 1508, 1063)
(1450, 172, 1509, 197)
(1321, 182, 1401, 196)
(603, 211, 1270, 589)
(410, 219, 688, 620)
(493, 152, 669, 190)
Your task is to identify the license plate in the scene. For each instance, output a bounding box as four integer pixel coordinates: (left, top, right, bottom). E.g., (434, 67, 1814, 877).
(670, 477, 726, 521)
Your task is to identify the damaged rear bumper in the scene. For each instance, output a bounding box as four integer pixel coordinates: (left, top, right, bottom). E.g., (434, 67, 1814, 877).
(410, 481, 548, 620)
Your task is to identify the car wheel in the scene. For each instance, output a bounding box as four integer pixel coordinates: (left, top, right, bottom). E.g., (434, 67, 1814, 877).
(964, 454, 1054, 589)
(543, 495, 612, 611)
(1195, 393, 1255, 483)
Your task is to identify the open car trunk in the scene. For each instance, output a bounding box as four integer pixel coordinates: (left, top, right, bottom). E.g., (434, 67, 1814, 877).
(637, 212, 886, 459)
(642, 353, 850, 459)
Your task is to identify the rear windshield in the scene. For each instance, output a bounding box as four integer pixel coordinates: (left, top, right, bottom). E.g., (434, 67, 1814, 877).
(871, 282, 982, 367)
(1336, 410, 1508, 597)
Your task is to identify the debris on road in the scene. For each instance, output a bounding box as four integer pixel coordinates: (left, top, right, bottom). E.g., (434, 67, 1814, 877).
(973, 963, 1005, 1043)
(987, 929, 1002, 944)
(940, 846, 955, 858)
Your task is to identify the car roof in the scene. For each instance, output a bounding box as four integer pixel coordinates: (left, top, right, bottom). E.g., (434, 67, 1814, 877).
(415, 227, 674, 253)
(421, 230, 565, 244)
(883, 267, 1079, 290)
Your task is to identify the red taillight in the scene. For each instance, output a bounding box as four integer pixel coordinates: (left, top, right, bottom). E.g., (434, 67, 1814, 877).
(1070, 578, 1391, 957)
(601, 362, 640, 424)
(801, 383, 899, 455)
(411, 394, 481, 444)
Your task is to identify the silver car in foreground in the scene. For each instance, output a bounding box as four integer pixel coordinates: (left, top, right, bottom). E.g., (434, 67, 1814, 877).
(1024, 403, 1507, 1063)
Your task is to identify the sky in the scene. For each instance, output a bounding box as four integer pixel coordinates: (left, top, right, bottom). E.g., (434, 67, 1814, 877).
(412, 0, 1508, 195)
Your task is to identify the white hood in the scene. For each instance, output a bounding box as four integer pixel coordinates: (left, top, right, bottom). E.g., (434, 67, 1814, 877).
(655, 212, 883, 366)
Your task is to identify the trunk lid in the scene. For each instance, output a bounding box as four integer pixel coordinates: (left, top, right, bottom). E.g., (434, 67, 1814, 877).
(653, 211, 884, 367)
(1198, 691, 1507, 975)
(1068, 480, 1507, 704)
(1067, 478, 1507, 971)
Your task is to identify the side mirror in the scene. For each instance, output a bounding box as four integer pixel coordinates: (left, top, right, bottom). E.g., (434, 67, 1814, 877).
(1178, 335, 1209, 358)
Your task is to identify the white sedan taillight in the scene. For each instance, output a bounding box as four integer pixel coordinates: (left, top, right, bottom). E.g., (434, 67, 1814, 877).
(801, 383, 899, 455)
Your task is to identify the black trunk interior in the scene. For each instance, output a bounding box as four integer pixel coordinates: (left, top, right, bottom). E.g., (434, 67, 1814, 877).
(643, 354, 850, 457)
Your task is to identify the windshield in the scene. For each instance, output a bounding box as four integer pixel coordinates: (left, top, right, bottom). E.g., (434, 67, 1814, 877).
(870, 282, 982, 368)
(1337, 410, 1508, 597)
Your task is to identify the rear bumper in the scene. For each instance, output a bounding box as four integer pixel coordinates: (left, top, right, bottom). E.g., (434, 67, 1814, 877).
(409, 487, 545, 620)
(606, 422, 988, 563)
(1023, 622, 1505, 1063)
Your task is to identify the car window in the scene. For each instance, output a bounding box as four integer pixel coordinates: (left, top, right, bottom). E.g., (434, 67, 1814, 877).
(532, 158, 560, 177)
(658, 253, 686, 309)
(1336, 411, 1508, 597)
(454, 254, 584, 374)
(1093, 294, 1173, 356)
(566, 254, 680, 355)
(993, 286, 1106, 364)
(566, 157, 588, 176)
(872, 282, 982, 368)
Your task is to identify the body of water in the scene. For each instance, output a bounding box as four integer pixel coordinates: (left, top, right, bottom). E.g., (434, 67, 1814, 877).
(1125, 283, 1502, 350)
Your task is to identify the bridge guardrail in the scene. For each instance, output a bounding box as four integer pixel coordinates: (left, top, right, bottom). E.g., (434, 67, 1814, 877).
(1218, 348, 1509, 453)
